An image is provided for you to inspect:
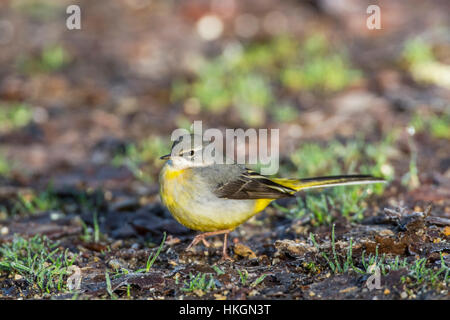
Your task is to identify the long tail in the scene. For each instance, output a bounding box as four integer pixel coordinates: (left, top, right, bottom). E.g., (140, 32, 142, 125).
(272, 175, 386, 193)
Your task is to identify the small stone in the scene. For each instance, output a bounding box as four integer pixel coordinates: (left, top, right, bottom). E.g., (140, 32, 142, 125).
(194, 289, 205, 297)
(248, 289, 259, 297)
(111, 240, 123, 250)
(309, 291, 316, 297)
(14, 274, 22, 280)
(165, 235, 181, 245)
(168, 260, 178, 266)
(0, 226, 8, 235)
(377, 229, 395, 237)
(400, 291, 408, 299)
(274, 239, 316, 257)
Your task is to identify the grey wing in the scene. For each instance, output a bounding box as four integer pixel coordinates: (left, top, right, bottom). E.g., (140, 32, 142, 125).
(200, 165, 295, 200)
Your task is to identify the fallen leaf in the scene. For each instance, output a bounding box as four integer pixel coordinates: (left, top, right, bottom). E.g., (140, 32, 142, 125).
(339, 286, 358, 294)
(233, 243, 257, 259)
(444, 226, 450, 237)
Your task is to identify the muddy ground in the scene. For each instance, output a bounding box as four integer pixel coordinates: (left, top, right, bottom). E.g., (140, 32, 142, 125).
(0, 0, 449, 300)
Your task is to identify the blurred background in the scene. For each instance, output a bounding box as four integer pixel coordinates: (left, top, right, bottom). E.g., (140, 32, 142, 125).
(0, 0, 449, 300)
(0, 0, 449, 219)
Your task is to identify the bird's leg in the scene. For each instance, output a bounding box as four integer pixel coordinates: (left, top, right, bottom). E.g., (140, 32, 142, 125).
(186, 229, 232, 259)
(221, 232, 232, 261)
(201, 238, 210, 247)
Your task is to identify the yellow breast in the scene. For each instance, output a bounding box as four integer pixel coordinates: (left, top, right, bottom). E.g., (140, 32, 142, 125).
(159, 163, 274, 232)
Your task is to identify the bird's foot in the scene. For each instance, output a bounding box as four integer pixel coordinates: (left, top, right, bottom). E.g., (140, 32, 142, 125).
(185, 230, 233, 260)
(186, 234, 210, 251)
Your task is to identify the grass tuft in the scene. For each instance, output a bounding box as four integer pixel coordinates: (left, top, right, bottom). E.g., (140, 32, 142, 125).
(310, 226, 449, 288)
(136, 232, 167, 273)
(182, 272, 217, 293)
(171, 34, 360, 126)
(12, 184, 61, 216)
(0, 234, 77, 293)
(17, 45, 70, 74)
(0, 103, 33, 133)
(237, 269, 248, 286)
(277, 134, 396, 224)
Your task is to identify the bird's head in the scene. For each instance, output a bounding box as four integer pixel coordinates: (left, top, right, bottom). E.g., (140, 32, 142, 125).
(160, 134, 217, 169)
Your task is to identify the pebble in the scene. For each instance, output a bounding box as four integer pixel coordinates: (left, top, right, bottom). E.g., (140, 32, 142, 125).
(111, 240, 123, 250)
(194, 289, 205, 297)
(0, 226, 8, 235)
(248, 290, 259, 297)
(168, 260, 178, 266)
(377, 229, 395, 237)
(400, 291, 408, 299)
(274, 239, 317, 257)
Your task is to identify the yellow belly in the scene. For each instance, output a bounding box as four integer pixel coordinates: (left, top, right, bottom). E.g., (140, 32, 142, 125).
(159, 164, 273, 232)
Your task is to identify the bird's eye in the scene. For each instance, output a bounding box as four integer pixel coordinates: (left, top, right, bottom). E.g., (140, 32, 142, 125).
(189, 150, 195, 156)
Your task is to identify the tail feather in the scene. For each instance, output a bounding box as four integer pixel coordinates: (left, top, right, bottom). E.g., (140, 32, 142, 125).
(272, 175, 386, 193)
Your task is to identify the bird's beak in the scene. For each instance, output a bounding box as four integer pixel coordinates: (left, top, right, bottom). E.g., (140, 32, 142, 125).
(160, 154, 171, 160)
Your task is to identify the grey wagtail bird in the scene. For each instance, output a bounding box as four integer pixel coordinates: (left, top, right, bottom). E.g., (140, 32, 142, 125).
(159, 134, 385, 260)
